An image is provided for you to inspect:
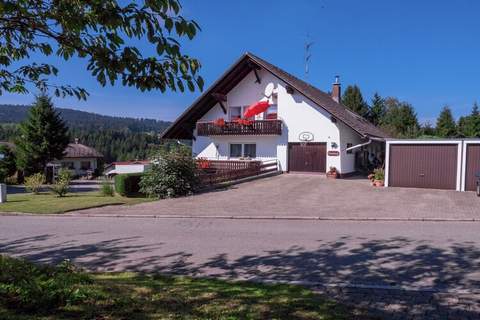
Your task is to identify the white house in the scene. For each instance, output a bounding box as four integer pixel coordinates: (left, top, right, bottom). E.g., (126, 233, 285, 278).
(161, 53, 387, 175)
(47, 140, 103, 179)
(104, 160, 151, 177)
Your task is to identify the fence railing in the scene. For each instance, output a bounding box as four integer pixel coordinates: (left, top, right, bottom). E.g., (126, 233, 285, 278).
(197, 119, 282, 136)
(197, 159, 278, 186)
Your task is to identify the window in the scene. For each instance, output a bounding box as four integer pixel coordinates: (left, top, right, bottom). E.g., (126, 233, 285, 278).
(229, 106, 242, 120)
(229, 144, 242, 158)
(244, 144, 256, 158)
(80, 161, 91, 170)
(229, 143, 256, 158)
(264, 104, 278, 120)
(62, 161, 75, 169)
(229, 106, 254, 120)
(346, 143, 353, 154)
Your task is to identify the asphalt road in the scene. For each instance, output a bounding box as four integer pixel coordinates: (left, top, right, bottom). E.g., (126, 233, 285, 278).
(1, 216, 480, 292)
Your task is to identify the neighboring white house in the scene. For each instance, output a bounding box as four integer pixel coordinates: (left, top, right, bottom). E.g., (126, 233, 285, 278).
(161, 53, 387, 175)
(48, 140, 103, 178)
(104, 160, 151, 177)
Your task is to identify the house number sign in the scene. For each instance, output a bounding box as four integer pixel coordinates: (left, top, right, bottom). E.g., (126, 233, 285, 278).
(328, 150, 340, 156)
(298, 131, 314, 142)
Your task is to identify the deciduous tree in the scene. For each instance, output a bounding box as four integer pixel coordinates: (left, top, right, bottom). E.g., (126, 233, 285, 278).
(0, 0, 203, 99)
(381, 97, 419, 138)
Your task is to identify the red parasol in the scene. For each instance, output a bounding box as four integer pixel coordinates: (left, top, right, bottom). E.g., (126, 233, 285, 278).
(243, 100, 270, 118)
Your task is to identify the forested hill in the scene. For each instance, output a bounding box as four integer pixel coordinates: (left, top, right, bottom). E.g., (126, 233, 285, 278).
(0, 104, 173, 163)
(0, 104, 171, 132)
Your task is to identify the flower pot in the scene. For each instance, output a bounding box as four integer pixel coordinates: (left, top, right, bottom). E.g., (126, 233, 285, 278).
(326, 172, 338, 179)
(373, 180, 384, 187)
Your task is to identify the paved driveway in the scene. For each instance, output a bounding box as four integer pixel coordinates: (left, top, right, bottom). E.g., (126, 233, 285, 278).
(77, 174, 479, 220)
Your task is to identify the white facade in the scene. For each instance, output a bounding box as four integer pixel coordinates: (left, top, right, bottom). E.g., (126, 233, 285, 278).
(192, 69, 367, 174)
(52, 158, 99, 177)
(105, 162, 151, 176)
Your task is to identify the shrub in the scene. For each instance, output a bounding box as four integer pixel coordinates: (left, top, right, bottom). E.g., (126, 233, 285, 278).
(100, 180, 114, 197)
(373, 168, 385, 181)
(0, 255, 98, 313)
(24, 173, 45, 194)
(139, 148, 199, 199)
(114, 173, 143, 196)
(50, 169, 71, 197)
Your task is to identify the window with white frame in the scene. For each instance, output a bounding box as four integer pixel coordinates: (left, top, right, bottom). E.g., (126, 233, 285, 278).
(229, 143, 257, 158)
(264, 104, 278, 120)
(229, 106, 255, 120)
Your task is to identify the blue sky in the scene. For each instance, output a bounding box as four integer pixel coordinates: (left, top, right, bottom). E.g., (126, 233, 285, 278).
(2, 0, 480, 124)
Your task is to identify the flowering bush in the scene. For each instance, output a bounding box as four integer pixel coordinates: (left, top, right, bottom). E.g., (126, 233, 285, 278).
(140, 147, 199, 199)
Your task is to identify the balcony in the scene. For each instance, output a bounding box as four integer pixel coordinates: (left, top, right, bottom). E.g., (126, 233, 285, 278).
(197, 119, 282, 136)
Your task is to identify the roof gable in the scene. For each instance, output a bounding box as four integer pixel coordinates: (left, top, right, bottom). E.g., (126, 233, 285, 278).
(161, 53, 388, 139)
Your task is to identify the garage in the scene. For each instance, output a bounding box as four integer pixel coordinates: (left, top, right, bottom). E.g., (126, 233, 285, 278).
(288, 142, 326, 173)
(464, 143, 480, 191)
(386, 142, 460, 190)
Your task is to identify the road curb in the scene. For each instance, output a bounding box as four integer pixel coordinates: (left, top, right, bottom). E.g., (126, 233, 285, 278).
(1, 212, 480, 222)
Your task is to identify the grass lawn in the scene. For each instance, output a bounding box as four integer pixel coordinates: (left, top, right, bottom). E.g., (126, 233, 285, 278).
(0, 192, 151, 214)
(0, 256, 366, 320)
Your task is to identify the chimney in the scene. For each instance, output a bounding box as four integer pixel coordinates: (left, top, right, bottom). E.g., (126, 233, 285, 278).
(332, 75, 341, 103)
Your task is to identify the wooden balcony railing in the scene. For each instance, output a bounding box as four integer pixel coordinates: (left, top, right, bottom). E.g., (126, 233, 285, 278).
(197, 119, 282, 136)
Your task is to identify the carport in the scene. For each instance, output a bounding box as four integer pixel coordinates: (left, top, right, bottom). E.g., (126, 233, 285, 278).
(385, 139, 480, 192)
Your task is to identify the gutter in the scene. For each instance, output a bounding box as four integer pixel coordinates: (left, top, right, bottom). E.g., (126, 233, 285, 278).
(346, 138, 372, 152)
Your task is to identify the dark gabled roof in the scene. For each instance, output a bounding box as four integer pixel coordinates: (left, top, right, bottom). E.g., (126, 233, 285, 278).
(161, 52, 388, 140)
(64, 143, 103, 158)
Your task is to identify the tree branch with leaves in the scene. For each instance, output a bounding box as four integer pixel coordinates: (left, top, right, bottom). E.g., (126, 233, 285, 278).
(0, 0, 204, 100)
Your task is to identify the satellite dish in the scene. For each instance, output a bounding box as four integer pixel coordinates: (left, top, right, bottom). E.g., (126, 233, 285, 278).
(264, 83, 275, 98)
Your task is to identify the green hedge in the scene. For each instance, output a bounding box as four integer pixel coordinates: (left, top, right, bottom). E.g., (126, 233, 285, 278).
(114, 173, 143, 197)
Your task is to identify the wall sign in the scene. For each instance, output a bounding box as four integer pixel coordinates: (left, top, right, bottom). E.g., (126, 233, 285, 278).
(298, 131, 314, 142)
(328, 150, 340, 156)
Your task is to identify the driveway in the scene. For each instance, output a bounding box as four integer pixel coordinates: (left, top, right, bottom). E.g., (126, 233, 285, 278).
(77, 174, 480, 220)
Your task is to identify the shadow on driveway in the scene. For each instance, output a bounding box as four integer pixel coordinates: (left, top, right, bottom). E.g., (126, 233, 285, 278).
(1, 233, 479, 318)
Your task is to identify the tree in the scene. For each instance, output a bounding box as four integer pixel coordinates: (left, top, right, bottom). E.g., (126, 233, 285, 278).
(16, 95, 69, 175)
(419, 122, 436, 137)
(381, 97, 419, 138)
(0, 0, 203, 100)
(436, 106, 457, 138)
(342, 85, 369, 117)
(0, 144, 16, 182)
(458, 102, 480, 137)
(368, 93, 386, 126)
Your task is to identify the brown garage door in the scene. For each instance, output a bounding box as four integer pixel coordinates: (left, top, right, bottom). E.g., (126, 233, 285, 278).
(288, 143, 326, 173)
(388, 144, 458, 190)
(465, 144, 480, 191)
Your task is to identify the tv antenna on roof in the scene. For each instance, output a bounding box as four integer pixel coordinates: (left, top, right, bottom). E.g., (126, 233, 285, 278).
(304, 33, 314, 80)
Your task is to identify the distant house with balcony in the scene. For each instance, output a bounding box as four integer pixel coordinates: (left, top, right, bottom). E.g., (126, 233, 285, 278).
(161, 53, 387, 175)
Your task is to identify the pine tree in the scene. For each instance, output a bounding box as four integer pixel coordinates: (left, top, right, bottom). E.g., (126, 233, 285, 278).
(368, 93, 386, 126)
(342, 85, 369, 117)
(16, 95, 69, 175)
(435, 106, 457, 138)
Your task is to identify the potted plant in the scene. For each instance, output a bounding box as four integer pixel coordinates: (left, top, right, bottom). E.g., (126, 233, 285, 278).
(326, 166, 338, 179)
(372, 168, 385, 187)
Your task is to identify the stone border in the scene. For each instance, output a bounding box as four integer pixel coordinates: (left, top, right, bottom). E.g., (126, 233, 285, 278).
(2, 212, 480, 222)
